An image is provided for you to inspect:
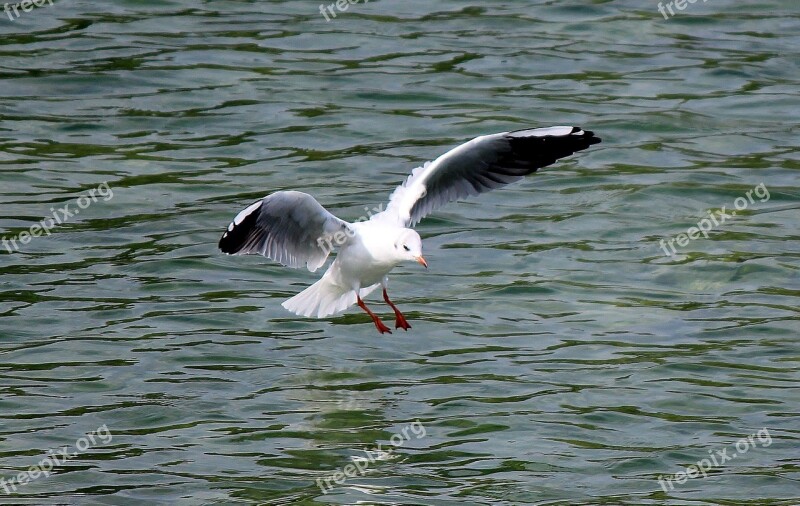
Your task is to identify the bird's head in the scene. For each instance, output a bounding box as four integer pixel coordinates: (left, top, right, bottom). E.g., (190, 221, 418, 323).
(393, 229, 427, 268)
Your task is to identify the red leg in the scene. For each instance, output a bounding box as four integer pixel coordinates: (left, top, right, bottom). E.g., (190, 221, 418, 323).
(357, 295, 392, 334)
(383, 288, 411, 330)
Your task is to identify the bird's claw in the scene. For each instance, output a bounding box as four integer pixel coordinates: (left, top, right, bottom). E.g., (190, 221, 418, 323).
(395, 316, 411, 331)
(375, 321, 392, 334)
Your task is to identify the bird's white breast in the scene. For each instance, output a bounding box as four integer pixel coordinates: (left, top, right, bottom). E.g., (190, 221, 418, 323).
(332, 221, 403, 288)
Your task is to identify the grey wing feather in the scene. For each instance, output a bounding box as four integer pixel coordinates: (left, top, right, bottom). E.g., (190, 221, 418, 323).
(376, 126, 601, 227)
(218, 191, 349, 272)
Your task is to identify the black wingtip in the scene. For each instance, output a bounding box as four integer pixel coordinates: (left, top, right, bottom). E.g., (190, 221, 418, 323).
(504, 126, 601, 170)
(219, 201, 262, 255)
(572, 126, 602, 147)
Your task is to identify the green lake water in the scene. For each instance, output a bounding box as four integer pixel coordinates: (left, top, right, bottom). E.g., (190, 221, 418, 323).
(1, 0, 798, 504)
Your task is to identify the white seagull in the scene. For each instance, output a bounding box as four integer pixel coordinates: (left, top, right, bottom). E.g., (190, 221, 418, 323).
(219, 126, 601, 333)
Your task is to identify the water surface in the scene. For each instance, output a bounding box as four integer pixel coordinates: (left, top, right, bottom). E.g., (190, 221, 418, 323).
(1, 0, 798, 504)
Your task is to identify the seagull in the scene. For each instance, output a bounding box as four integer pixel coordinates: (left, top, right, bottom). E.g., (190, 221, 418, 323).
(219, 126, 601, 334)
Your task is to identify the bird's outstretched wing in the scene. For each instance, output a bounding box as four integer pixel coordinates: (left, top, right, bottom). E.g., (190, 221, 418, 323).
(373, 126, 601, 227)
(219, 190, 349, 272)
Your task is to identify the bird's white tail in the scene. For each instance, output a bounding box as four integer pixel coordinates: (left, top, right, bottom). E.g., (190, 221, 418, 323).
(282, 275, 380, 318)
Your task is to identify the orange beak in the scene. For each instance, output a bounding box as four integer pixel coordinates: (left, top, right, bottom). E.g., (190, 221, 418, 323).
(415, 255, 428, 269)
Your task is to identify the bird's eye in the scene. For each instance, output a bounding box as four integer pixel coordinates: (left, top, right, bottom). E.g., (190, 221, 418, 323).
(403, 245, 410, 251)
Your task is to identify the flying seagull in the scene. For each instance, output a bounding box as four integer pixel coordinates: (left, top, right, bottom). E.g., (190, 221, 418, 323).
(219, 126, 601, 333)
